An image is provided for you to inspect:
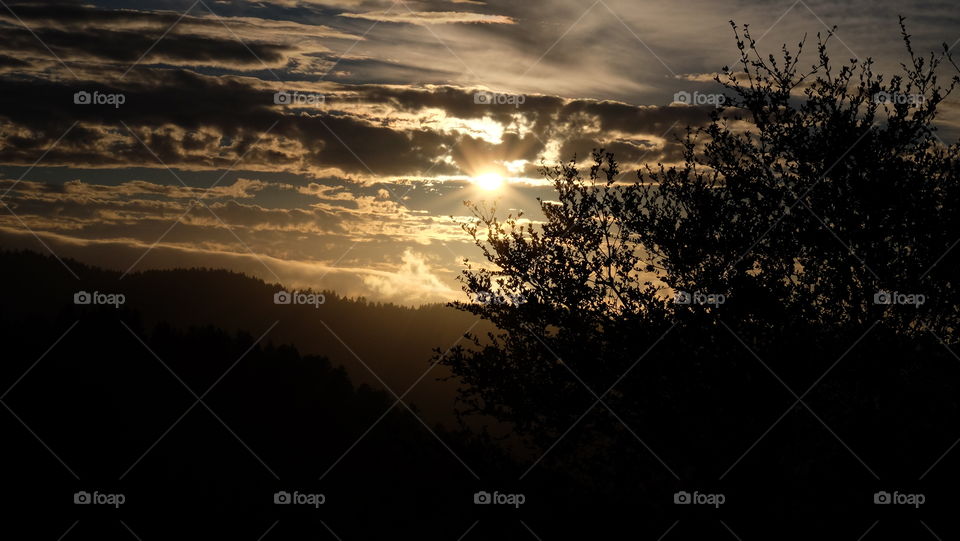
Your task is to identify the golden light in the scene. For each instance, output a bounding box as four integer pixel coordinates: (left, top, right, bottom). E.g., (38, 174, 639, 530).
(474, 172, 505, 191)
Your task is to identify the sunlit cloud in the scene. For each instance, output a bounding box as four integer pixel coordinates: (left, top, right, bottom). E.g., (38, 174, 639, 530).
(339, 10, 516, 25)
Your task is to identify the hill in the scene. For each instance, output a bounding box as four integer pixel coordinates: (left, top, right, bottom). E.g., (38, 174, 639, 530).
(0, 249, 490, 427)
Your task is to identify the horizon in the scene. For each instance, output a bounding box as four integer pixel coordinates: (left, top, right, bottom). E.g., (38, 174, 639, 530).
(2, 246, 459, 308)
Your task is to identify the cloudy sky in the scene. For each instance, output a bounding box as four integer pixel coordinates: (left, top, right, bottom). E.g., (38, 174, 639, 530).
(1, 0, 958, 304)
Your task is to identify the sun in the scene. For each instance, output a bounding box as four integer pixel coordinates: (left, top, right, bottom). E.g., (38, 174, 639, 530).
(474, 172, 505, 191)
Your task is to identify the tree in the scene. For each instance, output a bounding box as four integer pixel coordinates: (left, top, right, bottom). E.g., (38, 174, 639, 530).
(440, 19, 960, 500)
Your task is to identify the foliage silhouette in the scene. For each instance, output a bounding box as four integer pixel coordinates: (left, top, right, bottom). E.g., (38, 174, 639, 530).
(442, 19, 960, 531)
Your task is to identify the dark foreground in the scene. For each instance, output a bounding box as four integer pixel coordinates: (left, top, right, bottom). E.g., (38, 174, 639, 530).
(1, 250, 957, 540)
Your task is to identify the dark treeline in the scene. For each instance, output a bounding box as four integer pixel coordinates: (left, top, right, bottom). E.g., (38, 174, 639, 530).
(0, 249, 486, 427)
(0, 250, 535, 540)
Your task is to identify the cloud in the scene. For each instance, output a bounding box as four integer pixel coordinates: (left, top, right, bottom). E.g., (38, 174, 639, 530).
(0, 66, 714, 177)
(339, 10, 516, 25)
(0, 2, 357, 71)
(362, 248, 459, 303)
(0, 224, 463, 304)
(0, 174, 474, 270)
(51, 177, 272, 199)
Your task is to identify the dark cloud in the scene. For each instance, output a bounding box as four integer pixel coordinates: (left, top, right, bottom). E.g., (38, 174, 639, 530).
(0, 64, 711, 177)
(0, 0, 367, 80)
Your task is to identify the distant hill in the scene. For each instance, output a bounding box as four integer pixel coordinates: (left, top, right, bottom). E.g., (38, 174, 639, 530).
(0, 249, 491, 427)
(0, 248, 622, 540)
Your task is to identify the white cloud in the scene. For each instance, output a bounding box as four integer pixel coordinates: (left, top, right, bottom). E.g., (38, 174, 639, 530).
(362, 249, 459, 303)
(339, 10, 515, 25)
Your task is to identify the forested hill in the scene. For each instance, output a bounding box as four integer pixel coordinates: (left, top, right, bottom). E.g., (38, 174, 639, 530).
(0, 249, 489, 426)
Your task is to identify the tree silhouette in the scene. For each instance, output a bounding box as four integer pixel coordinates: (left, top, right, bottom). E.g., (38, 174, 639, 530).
(442, 19, 960, 518)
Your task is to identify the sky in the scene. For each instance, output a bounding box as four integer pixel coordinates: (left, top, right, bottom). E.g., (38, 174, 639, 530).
(0, 0, 958, 304)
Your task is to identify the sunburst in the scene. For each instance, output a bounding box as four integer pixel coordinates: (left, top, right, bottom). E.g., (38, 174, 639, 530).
(474, 172, 505, 191)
